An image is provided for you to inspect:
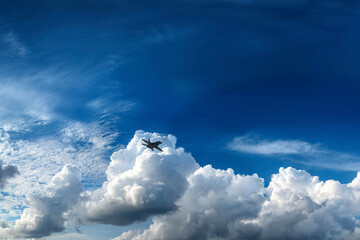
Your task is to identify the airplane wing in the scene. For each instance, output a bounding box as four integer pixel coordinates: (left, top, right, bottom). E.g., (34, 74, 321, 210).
(142, 139, 150, 144)
(155, 146, 163, 152)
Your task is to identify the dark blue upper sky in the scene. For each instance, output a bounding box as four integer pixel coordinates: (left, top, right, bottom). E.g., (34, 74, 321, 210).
(1, 0, 360, 184)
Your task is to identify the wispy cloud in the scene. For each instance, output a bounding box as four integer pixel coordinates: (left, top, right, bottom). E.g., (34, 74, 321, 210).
(87, 97, 135, 120)
(139, 24, 195, 44)
(0, 41, 134, 224)
(2, 32, 30, 57)
(228, 136, 320, 155)
(0, 81, 57, 131)
(228, 135, 360, 172)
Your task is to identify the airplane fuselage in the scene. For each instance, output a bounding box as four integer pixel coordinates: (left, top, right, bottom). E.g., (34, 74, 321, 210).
(142, 139, 163, 151)
(147, 142, 161, 148)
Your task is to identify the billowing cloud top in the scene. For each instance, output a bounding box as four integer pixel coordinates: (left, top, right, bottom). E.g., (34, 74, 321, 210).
(76, 130, 200, 226)
(0, 164, 83, 239)
(115, 166, 360, 240)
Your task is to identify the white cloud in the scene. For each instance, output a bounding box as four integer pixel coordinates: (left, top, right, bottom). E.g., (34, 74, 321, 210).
(76, 130, 199, 226)
(3, 131, 360, 239)
(115, 165, 360, 240)
(42, 232, 96, 240)
(0, 164, 83, 239)
(0, 55, 125, 132)
(115, 164, 266, 240)
(228, 136, 320, 155)
(228, 136, 360, 172)
(0, 56, 133, 227)
(0, 121, 116, 220)
(71, 131, 360, 240)
(0, 81, 57, 131)
(87, 97, 135, 125)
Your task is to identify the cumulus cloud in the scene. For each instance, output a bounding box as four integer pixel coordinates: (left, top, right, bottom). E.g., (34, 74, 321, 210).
(114, 164, 266, 240)
(4, 131, 360, 239)
(0, 121, 115, 220)
(0, 163, 19, 189)
(76, 130, 199, 226)
(115, 166, 360, 240)
(228, 136, 319, 155)
(256, 167, 360, 239)
(0, 164, 83, 239)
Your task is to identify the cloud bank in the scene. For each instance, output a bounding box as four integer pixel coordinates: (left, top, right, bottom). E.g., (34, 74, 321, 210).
(3, 131, 360, 239)
(110, 133, 360, 240)
(115, 166, 360, 240)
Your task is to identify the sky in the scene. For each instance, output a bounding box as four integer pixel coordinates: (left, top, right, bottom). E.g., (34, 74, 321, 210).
(0, 0, 360, 239)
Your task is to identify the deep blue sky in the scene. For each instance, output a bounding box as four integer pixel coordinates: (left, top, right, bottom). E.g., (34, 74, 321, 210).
(1, 0, 360, 185)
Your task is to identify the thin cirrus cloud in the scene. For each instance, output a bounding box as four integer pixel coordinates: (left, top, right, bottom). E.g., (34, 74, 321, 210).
(1, 32, 30, 57)
(227, 136, 320, 155)
(228, 136, 360, 172)
(0, 30, 131, 133)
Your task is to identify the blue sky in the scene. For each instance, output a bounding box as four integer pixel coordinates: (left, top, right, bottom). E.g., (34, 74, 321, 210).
(1, 0, 360, 239)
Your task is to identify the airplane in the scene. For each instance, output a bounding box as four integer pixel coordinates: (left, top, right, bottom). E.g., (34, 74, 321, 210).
(142, 139, 163, 152)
